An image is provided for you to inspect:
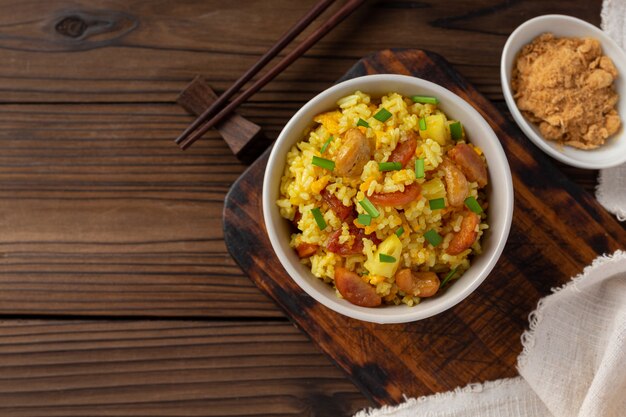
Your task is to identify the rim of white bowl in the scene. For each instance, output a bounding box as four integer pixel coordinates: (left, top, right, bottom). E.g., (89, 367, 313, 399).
(500, 14, 626, 169)
(263, 74, 514, 323)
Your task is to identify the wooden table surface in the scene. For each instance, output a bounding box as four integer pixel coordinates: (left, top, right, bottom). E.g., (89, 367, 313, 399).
(0, 0, 609, 415)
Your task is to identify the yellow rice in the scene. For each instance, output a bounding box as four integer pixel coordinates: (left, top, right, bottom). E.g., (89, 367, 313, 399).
(276, 91, 489, 306)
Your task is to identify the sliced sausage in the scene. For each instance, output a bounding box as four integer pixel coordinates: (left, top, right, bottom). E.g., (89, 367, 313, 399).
(296, 243, 319, 258)
(368, 183, 421, 207)
(389, 131, 418, 168)
(395, 269, 440, 297)
(446, 212, 480, 255)
(321, 189, 353, 221)
(441, 158, 469, 207)
(334, 267, 382, 307)
(447, 143, 488, 188)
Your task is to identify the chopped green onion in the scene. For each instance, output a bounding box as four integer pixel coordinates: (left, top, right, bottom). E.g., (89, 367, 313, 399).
(440, 266, 459, 288)
(415, 158, 425, 179)
(449, 122, 463, 140)
(395, 227, 404, 237)
(311, 208, 326, 230)
(419, 117, 427, 131)
(412, 95, 439, 105)
(379, 254, 396, 263)
(464, 196, 483, 214)
(373, 108, 392, 122)
(379, 161, 402, 171)
(357, 118, 370, 128)
(357, 213, 372, 226)
(424, 229, 443, 247)
(312, 156, 335, 172)
(321, 136, 334, 153)
(429, 198, 445, 210)
(359, 197, 380, 218)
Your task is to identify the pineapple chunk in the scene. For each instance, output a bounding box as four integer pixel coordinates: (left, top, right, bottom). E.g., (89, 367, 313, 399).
(419, 114, 451, 145)
(421, 178, 446, 199)
(364, 234, 403, 278)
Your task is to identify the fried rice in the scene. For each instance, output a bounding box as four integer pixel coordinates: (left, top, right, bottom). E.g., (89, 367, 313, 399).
(276, 91, 489, 307)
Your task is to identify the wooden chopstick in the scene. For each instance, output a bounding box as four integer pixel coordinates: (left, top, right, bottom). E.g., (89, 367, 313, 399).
(175, 0, 337, 146)
(178, 0, 366, 150)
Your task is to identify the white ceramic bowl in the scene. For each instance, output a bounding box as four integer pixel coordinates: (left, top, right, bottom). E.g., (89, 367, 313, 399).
(501, 14, 626, 169)
(263, 74, 514, 323)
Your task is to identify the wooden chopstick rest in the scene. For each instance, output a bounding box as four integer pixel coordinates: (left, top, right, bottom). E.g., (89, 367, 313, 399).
(177, 76, 270, 162)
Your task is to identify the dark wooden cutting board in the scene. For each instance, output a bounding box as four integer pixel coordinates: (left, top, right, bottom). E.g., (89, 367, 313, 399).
(223, 49, 625, 405)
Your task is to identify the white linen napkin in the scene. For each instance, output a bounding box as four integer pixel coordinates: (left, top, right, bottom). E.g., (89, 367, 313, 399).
(598, 0, 626, 221)
(353, 250, 626, 417)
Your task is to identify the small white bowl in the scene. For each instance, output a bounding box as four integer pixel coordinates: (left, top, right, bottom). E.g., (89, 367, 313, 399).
(501, 14, 626, 169)
(262, 74, 514, 324)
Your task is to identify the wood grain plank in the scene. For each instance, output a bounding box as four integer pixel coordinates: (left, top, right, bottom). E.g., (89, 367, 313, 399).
(0, 319, 369, 416)
(0, 0, 601, 103)
(0, 103, 288, 316)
